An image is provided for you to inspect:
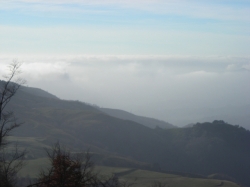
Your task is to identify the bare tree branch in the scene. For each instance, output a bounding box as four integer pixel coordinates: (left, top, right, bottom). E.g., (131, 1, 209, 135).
(0, 61, 25, 148)
(0, 145, 26, 187)
(33, 143, 131, 187)
(0, 61, 26, 187)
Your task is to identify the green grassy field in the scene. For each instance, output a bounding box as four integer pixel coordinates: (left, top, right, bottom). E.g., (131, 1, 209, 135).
(95, 166, 240, 187)
(8, 135, 241, 187)
(18, 160, 240, 187)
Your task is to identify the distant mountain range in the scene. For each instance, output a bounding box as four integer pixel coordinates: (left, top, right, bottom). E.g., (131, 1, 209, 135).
(99, 108, 175, 129)
(164, 105, 250, 130)
(5, 84, 250, 186)
(17, 85, 175, 129)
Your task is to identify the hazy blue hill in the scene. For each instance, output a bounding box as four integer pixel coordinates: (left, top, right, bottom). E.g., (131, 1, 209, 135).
(7, 84, 167, 164)
(19, 86, 59, 99)
(12, 84, 175, 130)
(182, 123, 195, 128)
(197, 106, 250, 130)
(170, 105, 250, 130)
(13, 106, 167, 163)
(8, 87, 99, 113)
(100, 108, 175, 129)
(4, 84, 250, 186)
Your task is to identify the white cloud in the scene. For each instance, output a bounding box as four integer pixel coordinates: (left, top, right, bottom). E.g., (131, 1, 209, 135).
(226, 64, 241, 71)
(1, 54, 250, 125)
(22, 62, 70, 81)
(242, 64, 250, 71)
(226, 62, 250, 72)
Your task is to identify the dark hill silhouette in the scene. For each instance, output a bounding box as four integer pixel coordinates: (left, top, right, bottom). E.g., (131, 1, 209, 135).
(154, 120, 250, 186)
(20, 86, 59, 99)
(5, 83, 250, 186)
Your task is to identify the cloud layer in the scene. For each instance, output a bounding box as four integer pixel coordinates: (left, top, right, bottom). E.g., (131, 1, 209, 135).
(1, 1, 250, 125)
(1, 55, 250, 125)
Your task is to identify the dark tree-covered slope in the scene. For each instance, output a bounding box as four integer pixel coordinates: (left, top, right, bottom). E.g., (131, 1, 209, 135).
(5, 84, 250, 186)
(154, 120, 250, 186)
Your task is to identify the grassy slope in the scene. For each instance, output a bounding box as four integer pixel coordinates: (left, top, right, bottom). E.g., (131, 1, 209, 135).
(119, 169, 239, 187)
(19, 162, 240, 187)
(5, 85, 250, 186)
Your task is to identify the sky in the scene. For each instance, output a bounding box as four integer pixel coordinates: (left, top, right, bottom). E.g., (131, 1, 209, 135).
(0, 0, 250, 126)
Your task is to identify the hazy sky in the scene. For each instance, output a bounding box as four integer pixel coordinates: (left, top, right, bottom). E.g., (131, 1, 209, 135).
(1, 0, 250, 55)
(0, 0, 250, 125)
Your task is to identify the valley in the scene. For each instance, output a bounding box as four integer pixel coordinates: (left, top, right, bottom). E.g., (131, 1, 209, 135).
(3, 84, 249, 187)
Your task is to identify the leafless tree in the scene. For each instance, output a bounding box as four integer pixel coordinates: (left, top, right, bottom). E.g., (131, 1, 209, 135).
(30, 143, 132, 187)
(0, 61, 26, 147)
(0, 61, 26, 187)
(0, 146, 26, 187)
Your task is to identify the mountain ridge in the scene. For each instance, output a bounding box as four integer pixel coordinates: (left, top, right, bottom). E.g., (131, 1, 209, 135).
(99, 107, 176, 129)
(4, 83, 250, 186)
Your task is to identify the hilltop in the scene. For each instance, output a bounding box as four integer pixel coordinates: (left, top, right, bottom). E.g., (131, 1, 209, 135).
(4, 84, 250, 186)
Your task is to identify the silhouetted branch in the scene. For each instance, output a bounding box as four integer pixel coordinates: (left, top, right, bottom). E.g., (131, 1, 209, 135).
(0, 61, 26, 187)
(0, 145, 26, 187)
(33, 143, 132, 187)
(0, 61, 25, 147)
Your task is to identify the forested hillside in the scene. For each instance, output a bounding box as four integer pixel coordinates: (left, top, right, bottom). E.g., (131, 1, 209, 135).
(5, 84, 250, 186)
(154, 120, 250, 186)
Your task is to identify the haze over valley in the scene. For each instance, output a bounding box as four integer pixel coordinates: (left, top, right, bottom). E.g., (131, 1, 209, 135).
(1, 56, 250, 128)
(1, 0, 250, 127)
(0, 1, 250, 187)
(1, 83, 248, 187)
